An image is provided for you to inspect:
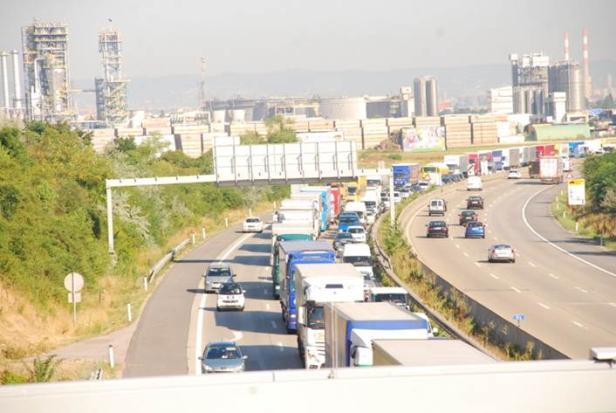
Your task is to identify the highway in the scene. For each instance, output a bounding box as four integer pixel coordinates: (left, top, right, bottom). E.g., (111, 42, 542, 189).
(400, 172, 616, 358)
(125, 220, 300, 378)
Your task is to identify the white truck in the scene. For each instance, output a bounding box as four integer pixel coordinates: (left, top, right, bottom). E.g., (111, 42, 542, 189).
(270, 222, 315, 266)
(369, 286, 410, 310)
(361, 189, 380, 215)
(324, 302, 434, 368)
(372, 339, 495, 367)
(295, 263, 365, 369)
(443, 154, 468, 176)
(366, 173, 383, 191)
(344, 201, 367, 225)
(277, 208, 320, 236)
(539, 156, 563, 184)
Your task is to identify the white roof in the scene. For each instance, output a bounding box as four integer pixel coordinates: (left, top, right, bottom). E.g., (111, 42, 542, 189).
(329, 301, 418, 320)
(373, 339, 495, 366)
(370, 287, 407, 295)
(295, 263, 363, 279)
(343, 243, 371, 256)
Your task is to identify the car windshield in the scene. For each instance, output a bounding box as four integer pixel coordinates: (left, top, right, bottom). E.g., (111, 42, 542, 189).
(348, 228, 364, 234)
(219, 283, 242, 295)
(495, 245, 512, 250)
(307, 305, 324, 329)
(208, 267, 231, 277)
(336, 233, 353, 240)
(469, 197, 481, 201)
(206, 345, 241, 360)
(461, 211, 475, 216)
(340, 217, 359, 224)
(467, 222, 483, 228)
(343, 256, 372, 266)
(246, 218, 260, 223)
(373, 293, 407, 304)
(429, 221, 446, 227)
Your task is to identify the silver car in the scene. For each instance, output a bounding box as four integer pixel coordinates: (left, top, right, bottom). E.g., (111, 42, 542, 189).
(204, 263, 234, 293)
(488, 244, 516, 263)
(201, 341, 247, 373)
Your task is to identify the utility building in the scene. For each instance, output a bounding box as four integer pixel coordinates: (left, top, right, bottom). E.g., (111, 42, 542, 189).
(548, 61, 584, 112)
(21, 21, 71, 121)
(95, 28, 128, 125)
(510, 53, 549, 116)
(414, 76, 438, 117)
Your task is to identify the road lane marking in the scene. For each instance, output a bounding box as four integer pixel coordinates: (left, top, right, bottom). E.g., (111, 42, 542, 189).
(528, 261, 536, 268)
(270, 320, 277, 329)
(572, 321, 584, 329)
(574, 286, 588, 294)
(231, 330, 244, 341)
(489, 273, 499, 279)
(522, 187, 616, 279)
(538, 302, 551, 310)
(510, 286, 521, 293)
(455, 244, 460, 249)
(277, 342, 284, 352)
(493, 236, 498, 241)
(265, 303, 271, 310)
(608, 302, 616, 308)
(463, 252, 469, 257)
(548, 273, 559, 280)
(194, 232, 253, 375)
(474, 262, 481, 268)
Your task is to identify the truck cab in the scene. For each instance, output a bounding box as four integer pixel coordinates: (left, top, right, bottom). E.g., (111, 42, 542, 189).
(342, 243, 374, 291)
(295, 263, 364, 369)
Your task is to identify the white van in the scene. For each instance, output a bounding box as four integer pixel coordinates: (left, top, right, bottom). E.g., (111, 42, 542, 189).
(428, 199, 447, 216)
(342, 243, 374, 279)
(467, 176, 483, 191)
(344, 201, 367, 225)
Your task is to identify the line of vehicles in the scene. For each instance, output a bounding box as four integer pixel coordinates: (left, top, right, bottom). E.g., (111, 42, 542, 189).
(199, 138, 611, 373)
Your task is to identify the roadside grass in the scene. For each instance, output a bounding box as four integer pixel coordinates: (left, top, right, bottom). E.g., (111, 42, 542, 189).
(0, 201, 274, 366)
(551, 192, 616, 251)
(376, 196, 538, 361)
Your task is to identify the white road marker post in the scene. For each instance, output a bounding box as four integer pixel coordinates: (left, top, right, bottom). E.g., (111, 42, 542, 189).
(108, 344, 115, 368)
(143, 277, 148, 291)
(127, 303, 132, 322)
(191, 232, 196, 245)
(201, 227, 206, 240)
(225, 217, 229, 228)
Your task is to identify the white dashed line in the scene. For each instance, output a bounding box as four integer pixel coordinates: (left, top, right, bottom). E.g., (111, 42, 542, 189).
(528, 261, 536, 268)
(265, 303, 271, 310)
(574, 286, 588, 294)
(463, 252, 469, 257)
(548, 273, 559, 280)
(270, 320, 277, 329)
(609, 302, 616, 308)
(474, 262, 481, 268)
(455, 244, 460, 249)
(510, 286, 522, 294)
(493, 237, 498, 241)
(572, 321, 584, 329)
(277, 342, 284, 352)
(489, 273, 499, 279)
(538, 302, 551, 310)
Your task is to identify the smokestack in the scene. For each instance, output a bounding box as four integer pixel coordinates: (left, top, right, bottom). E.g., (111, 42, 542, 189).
(1, 51, 9, 109)
(11, 50, 21, 110)
(582, 28, 592, 100)
(563, 32, 570, 61)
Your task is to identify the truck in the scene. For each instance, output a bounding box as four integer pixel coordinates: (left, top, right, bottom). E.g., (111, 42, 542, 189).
(506, 147, 520, 169)
(491, 150, 504, 171)
(361, 188, 380, 214)
(295, 263, 365, 368)
(328, 186, 342, 218)
(371, 339, 495, 367)
(366, 173, 383, 190)
(477, 151, 494, 174)
(467, 153, 480, 176)
(443, 154, 468, 176)
(270, 223, 314, 297)
(277, 208, 320, 236)
(522, 146, 537, 166)
(292, 186, 331, 230)
(569, 140, 585, 158)
(420, 163, 448, 185)
(324, 302, 433, 368)
(535, 144, 556, 158)
(279, 240, 336, 332)
(539, 156, 563, 184)
(392, 163, 420, 188)
(343, 201, 367, 225)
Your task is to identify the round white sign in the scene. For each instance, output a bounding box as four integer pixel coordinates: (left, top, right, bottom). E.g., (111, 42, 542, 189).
(64, 272, 84, 292)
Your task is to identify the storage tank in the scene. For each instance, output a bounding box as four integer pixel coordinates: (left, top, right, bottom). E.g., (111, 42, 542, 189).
(213, 110, 226, 123)
(231, 109, 246, 123)
(319, 97, 367, 120)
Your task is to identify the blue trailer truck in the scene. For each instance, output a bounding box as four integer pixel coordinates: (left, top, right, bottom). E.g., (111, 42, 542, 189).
(279, 240, 336, 332)
(392, 163, 420, 188)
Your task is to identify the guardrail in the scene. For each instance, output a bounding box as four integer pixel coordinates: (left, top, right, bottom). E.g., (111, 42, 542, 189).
(371, 172, 568, 360)
(146, 238, 193, 284)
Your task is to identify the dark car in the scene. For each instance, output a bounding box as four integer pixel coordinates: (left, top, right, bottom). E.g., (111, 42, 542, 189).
(459, 210, 478, 226)
(333, 231, 354, 251)
(426, 220, 449, 238)
(464, 221, 486, 239)
(466, 196, 484, 209)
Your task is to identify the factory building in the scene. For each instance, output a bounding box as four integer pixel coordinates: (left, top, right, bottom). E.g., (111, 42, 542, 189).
(319, 97, 367, 120)
(509, 53, 550, 116)
(414, 76, 438, 117)
(488, 86, 513, 114)
(22, 21, 71, 121)
(95, 28, 129, 125)
(548, 61, 583, 112)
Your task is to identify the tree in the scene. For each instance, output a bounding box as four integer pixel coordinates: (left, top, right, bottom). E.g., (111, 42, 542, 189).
(27, 355, 61, 383)
(264, 115, 297, 144)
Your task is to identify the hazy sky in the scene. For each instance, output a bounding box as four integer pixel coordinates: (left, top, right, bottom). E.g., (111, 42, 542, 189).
(1, 0, 614, 80)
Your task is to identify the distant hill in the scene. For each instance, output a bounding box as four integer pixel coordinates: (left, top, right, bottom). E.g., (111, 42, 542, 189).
(72, 60, 616, 112)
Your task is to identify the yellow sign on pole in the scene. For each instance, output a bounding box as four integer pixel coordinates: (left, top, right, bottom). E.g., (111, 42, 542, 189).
(567, 179, 585, 206)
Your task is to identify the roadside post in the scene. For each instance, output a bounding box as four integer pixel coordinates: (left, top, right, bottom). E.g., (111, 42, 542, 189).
(513, 313, 525, 328)
(64, 272, 84, 324)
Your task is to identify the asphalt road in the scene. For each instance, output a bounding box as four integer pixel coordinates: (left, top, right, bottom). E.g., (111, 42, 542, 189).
(401, 173, 616, 358)
(125, 220, 302, 378)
